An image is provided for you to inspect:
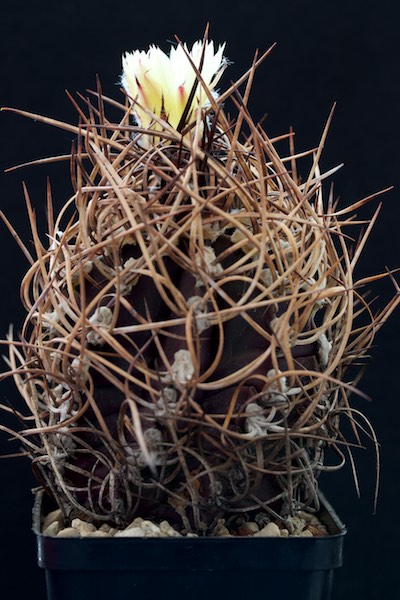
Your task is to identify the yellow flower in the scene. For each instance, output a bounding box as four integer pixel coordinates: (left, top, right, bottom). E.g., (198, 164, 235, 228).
(121, 40, 227, 136)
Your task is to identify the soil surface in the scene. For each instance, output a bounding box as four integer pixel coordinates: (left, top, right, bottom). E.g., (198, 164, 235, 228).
(41, 508, 329, 538)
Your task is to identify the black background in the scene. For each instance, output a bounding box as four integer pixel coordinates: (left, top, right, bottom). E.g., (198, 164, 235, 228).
(0, 1, 399, 598)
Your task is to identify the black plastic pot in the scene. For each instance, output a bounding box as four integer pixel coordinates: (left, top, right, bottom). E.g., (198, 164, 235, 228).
(33, 492, 346, 600)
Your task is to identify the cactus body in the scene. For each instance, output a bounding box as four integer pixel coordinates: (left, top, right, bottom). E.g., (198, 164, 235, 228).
(2, 39, 397, 534)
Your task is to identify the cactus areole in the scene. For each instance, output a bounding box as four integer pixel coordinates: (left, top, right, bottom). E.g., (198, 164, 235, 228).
(1, 36, 398, 536)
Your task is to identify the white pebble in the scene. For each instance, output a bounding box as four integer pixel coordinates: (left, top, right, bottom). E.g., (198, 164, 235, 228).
(115, 527, 145, 538)
(125, 517, 144, 530)
(280, 529, 289, 537)
(211, 519, 231, 537)
(57, 527, 80, 538)
(71, 518, 97, 534)
(42, 509, 63, 531)
(42, 522, 60, 537)
(254, 522, 281, 537)
(139, 520, 162, 537)
(88, 530, 112, 538)
(299, 529, 314, 537)
(287, 516, 307, 535)
(159, 521, 182, 537)
(99, 524, 118, 536)
(245, 522, 260, 534)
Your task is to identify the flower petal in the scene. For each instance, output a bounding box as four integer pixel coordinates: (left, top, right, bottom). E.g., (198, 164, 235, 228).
(121, 40, 227, 134)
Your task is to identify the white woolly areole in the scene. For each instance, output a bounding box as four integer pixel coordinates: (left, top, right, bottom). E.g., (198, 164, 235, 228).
(267, 368, 289, 393)
(123, 257, 136, 269)
(49, 384, 73, 417)
(59, 259, 93, 286)
(318, 333, 332, 368)
(155, 387, 178, 416)
(202, 221, 225, 242)
(244, 403, 285, 437)
(87, 306, 113, 346)
(128, 427, 166, 469)
(195, 246, 223, 287)
(230, 228, 253, 253)
(262, 369, 301, 403)
(117, 257, 140, 294)
(69, 357, 90, 385)
(260, 268, 274, 288)
(187, 295, 210, 333)
(300, 277, 329, 315)
(40, 310, 60, 336)
(169, 349, 195, 384)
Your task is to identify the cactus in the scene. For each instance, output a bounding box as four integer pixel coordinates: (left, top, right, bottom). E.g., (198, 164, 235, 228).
(1, 36, 399, 534)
